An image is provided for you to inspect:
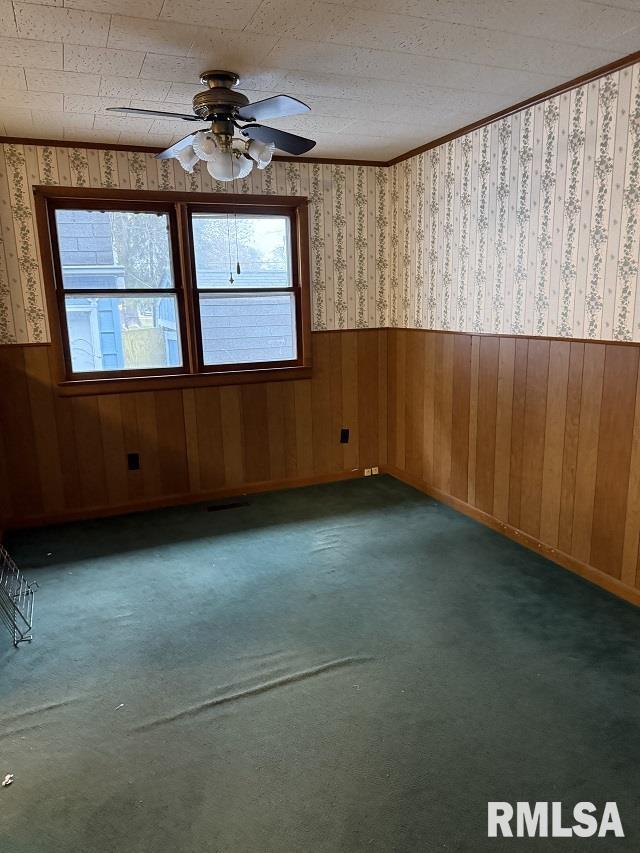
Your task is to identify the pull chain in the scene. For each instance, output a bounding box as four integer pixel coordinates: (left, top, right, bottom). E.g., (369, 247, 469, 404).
(235, 213, 240, 276)
(229, 148, 241, 280)
(226, 211, 233, 285)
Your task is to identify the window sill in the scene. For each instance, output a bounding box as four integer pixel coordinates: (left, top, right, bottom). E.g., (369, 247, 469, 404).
(56, 364, 312, 396)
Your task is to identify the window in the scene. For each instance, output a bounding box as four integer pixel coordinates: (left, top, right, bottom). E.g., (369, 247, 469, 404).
(36, 189, 311, 392)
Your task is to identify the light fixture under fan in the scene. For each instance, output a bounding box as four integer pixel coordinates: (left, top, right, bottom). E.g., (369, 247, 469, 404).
(106, 70, 316, 181)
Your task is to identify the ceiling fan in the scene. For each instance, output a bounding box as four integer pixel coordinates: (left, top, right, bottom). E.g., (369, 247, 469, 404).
(107, 70, 316, 181)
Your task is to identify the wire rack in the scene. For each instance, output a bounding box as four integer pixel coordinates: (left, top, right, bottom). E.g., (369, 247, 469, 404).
(0, 544, 37, 647)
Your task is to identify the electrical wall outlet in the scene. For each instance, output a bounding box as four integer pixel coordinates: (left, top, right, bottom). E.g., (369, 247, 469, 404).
(372, 466, 379, 475)
(364, 468, 372, 476)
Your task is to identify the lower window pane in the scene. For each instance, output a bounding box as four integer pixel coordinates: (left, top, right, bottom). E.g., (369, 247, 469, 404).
(199, 293, 297, 365)
(65, 295, 182, 373)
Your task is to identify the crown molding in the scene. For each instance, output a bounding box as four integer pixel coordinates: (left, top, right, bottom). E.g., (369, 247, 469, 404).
(273, 154, 386, 166)
(1, 48, 639, 169)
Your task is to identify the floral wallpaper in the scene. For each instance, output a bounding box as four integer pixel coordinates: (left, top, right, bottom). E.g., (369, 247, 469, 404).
(394, 61, 640, 341)
(1, 59, 640, 344)
(0, 147, 389, 343)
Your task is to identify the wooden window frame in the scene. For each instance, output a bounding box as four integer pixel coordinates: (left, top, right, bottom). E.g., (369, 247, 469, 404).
(34, 186, 312, 395)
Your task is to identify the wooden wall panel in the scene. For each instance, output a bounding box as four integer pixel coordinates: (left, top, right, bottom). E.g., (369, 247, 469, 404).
(0, 430, 12, 534)
(590, 345, 639, 577)
(508, 339, 528, 531)
(135, 392, 162, 500)
(0, 347, 44, 519)
(621, 367, 640, 588)
(474, 336, 499, 514)
(376, 330, 388, 467)
(391, 330, 406, 471)
(241, 384, 271, 484)
(293, 381, 313, 478)
(405, 331, 425, 479)
(518, 340, 549, 539)
(341, 333, 359, 472)
(266, 383, 288, 482)
(421, 332, 436, 486)
(97, 394, 128, 507)
(492, 337, 514, 522)
(450, 334, 471, 503)
(0, 331, 386, 527)
(23, 346, 65, 514)
(433, 334, 454, 494)
(119, 393, 144, 502)
(195, 388, 225, 491)
(539, 342, 570, 548)
(558, 343, 584, 555)
(466, 336, 480, 507)
(157, 390, 189, 496)
(387, 329, 640, 604)
(571, 345, 605, 564)
(219, 386, 244, 486)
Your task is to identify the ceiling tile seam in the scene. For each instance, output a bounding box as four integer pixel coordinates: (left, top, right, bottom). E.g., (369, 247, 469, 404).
(242, 0, 270, 36)
(580, 0, 639, 9)
(105, 8, 113, 57)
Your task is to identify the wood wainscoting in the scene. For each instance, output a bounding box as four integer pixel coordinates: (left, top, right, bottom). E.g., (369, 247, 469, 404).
(3, 324, 640, 607)
(0, 330, 387, 528)
(386, 328, 640, 606)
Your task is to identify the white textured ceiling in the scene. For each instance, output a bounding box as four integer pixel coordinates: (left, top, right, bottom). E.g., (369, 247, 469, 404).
(0, 0, 638, 159)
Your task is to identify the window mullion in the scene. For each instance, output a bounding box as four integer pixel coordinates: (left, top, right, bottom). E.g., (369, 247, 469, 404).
(175, 202, 201, 374)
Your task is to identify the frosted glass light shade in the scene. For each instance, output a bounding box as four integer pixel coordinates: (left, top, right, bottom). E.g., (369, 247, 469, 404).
(207, 151, 253, 182)
(248, 140, 274, 169)
(235, 154, 253, 178)
(175, 145, 199, 173)
(192, 132, 218, 161)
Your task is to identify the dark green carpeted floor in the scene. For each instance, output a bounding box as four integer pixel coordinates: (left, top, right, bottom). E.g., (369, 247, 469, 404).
(1, 476, 639, 853)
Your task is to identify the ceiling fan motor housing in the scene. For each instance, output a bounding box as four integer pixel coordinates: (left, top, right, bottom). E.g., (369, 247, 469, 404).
(192, 88, 249, 120)
(193, 70, 250, 121)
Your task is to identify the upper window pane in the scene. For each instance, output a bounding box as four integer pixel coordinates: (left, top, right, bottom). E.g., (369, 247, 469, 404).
(55, 209, 173, 290)
(191, 213, 292, 288)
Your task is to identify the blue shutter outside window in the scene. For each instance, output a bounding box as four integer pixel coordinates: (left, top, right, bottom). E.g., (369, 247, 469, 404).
(97, 299, 124, 369)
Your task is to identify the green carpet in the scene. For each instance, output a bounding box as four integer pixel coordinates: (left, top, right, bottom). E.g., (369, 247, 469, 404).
(1, 476, 639, 852)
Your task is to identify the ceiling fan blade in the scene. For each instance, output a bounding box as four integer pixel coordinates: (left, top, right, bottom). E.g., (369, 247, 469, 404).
(242, 123, 316, 155)
(236, 95, 310, 122)
(106, 107, 202, 121)
(155, 132, 199, 160)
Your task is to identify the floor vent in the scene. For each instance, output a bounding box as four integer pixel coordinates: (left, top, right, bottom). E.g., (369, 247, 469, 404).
(207, 500, 249, 512)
